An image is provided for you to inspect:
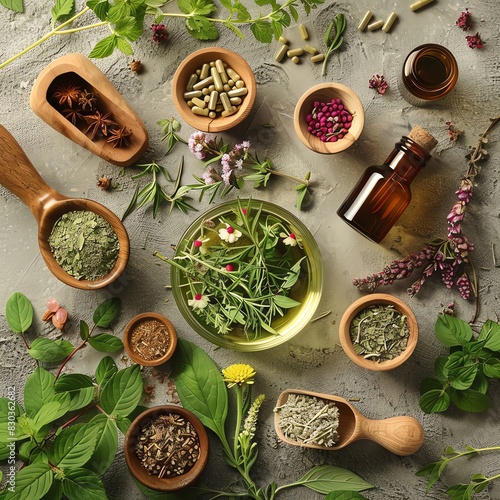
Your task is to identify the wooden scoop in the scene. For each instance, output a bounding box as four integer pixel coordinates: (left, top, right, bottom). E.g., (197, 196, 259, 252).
(0, 125, 129, 289)
(274, 389, 424, 456)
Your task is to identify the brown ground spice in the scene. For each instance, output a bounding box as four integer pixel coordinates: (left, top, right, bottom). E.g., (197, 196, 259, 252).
(130, 319, 170, 361)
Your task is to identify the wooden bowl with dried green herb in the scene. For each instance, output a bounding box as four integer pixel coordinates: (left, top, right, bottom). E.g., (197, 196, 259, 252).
(124, 405, 209, 491)
(339, 293, 418, 371)
(123, 313, 177, 367)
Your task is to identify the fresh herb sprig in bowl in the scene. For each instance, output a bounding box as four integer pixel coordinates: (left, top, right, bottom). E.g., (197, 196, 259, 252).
(154, 199, 323, 351)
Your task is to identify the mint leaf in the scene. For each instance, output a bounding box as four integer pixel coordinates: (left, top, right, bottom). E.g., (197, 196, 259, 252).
(482, 358, 500, 378)
(28, 338, 74, 363)
(451, 389, 490, 412)
(185, 15, 219, 40)
(234, 1, 250, 21)
(86, 0, 110, 21)
(92, 297, 121, 328)
(419, 389, 450, 413)
(55, 374, 95, 411)
(5, 292, 33, 334)
(478, 319, 500, 351)
(62, 468, 107, 500)
(0, 0, 23, 13)
(178, 0, 215, 15)
(95, 356, 117, 388)
(435, 314, 473, 347)
(100, 365, 143, 417)
(24, 367, 56, 418)
(448, 364, 478, 390)
(51, 0, 74, 23)
(250, 20, 274, 43)
(32, 397, 71, 429)
(294, 465, 373, 494)
(116, 37, 134, 55)
(88, 333, 123, 353)
(85, 414, 118, 475)
(4, 463, 53, 500)
(52, 423, 99, 469)
(89, 34, 118, 59)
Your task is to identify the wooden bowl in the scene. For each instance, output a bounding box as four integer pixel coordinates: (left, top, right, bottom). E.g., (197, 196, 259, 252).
(338, 293, 418, 371)
(172, 47, 256, 133)
(124, 406, 209, 492)
(30, 53, 149, 167)
(294, 83, 364, 154)
(123, 313, 177, 367)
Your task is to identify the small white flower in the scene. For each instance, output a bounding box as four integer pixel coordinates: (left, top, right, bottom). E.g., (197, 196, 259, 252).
(188, 293, 209, 310)
(219, 224, 242, 243)
(280, 231, 298, 247)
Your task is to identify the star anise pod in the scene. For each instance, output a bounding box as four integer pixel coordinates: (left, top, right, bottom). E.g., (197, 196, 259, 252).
(78, 89, 98, 111)
(52, 81, 81, 108)
(84, 111, 117, 140)
(107, 126, 132, 148)
(63, 106, 84, 125)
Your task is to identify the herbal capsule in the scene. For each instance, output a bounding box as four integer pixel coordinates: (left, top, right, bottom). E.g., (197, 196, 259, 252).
(410, 0, 434, 11)
(215, 105, 224, 112)
(209, 61, 215, 67)
(186, 73, 198, 90)
(235, 80, 245, 89)
(223, 84, 231, 92)
(229, 97, 242, 105)
(279, 35, 289, 45)
(191, 106, 209, 116)
(208, 84, 215, 92)
(367, 19, 384, 31)
(228, 79, 235, 87)
(275, 44, 289, 63)
(358, 10, 373, 31)
(226, 67, 240, 81)
(211, 67, 224, 92)
(292, 56, 300, 64)
(208, 90, 219, 110)
(220, 70, 229, 84)
(382, 12, 398, 32)
(304, 45, 318, 55)
(311, 53, 325, 63)
(298, 24, 309, 40)
(191, 97, 206, 108)
(228, 87, 248, 97)
(287, 48, 304, 57)
(215, 59, 225, 73)
(184, 90, 203, 100)
(219, 92, 232, 112)
(202, 87, 210, 95)
(193, 76, 213, 91)
(195, 69, 201, 75)
(200, 63, 210, 79)
(209, 111, 216, 119)
(221, 106, 237, 117)
(187, 100, 194, 108)
(204, 95, 210, 103)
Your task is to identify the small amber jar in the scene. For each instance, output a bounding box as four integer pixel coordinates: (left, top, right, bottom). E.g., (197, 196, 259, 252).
(399, 44, 458, 106)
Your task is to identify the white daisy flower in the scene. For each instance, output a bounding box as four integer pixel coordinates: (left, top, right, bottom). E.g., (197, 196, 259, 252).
(219, 224, 242, 243)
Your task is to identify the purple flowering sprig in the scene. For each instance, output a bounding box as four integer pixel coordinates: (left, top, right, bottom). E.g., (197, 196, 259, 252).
(186, 131, 312, 210)
(353, 115, 500, 319)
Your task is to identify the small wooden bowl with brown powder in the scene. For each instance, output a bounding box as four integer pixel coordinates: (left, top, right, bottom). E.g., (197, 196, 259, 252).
(124, 313, 177, 366)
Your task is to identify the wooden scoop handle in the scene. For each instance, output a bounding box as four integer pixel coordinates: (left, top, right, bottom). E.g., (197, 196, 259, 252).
(0, 125, 63, 222)
(358, 415, 424, 456)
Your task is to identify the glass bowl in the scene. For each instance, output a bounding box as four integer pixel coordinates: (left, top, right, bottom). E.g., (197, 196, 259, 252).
(170, 199, 323, 351)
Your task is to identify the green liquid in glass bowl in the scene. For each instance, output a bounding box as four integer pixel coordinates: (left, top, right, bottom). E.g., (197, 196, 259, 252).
(170, 199, 323, 351)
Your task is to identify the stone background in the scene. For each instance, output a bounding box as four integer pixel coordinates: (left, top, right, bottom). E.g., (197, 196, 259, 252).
(0, 0, 499, 498)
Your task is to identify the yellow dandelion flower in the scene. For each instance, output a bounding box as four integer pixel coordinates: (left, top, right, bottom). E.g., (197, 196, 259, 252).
(222, 364, 256, 388)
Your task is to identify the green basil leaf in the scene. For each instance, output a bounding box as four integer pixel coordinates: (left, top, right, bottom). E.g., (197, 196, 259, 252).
(435, 314, 473, 347)
(273, 295, 301, 308)
(419, 389, 450, 413)
(435, 355, 449, 380)
(88, 333, 123, 353)
(250, 19, 274, 43)
(325, 492, 369, 499)
(51, 0, 74, 23)
(100, 365, 143, 417)
(478, 319, 500, 351)
(448, 364, 478, 390)
(5, 292, 33, 334)
(470, 371, 489, 394)
(419, 378, 443, 395)
(24, 367, 56, 418)
(88, 34, 118, 59)
(85, 414, 118, 475)
(51, 423, 99, 469)
(92, 297, 121, 328)
(0, 398, 23, 458)
(294, 465, 373, 494)
(4, 463, 53, 500)
(172, 339, 228, 442)
(185, 15, 219, 40)
(80, 320, 90, 340)
(95, 356, 118, 388)
(451, 389, 491, 412)
(444, 351, 468, 371)
(482, 358, 500, 378)
(62, 468, 107, 500)
(28, 338, 74, 363)
(55, 374, 95, 411)
(86, 0, 110, 21)
(416, 460, 447, 493)
(0, 0, 23, 13)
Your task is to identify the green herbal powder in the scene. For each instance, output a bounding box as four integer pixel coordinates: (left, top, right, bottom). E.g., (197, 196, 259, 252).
(49, 210, 119, 281)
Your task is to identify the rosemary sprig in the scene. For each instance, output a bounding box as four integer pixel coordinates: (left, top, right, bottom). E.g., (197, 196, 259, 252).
(322, 13, 347, 76)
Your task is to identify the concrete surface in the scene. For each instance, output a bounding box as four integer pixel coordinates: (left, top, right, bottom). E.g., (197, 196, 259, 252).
(1, 0, 499, 499)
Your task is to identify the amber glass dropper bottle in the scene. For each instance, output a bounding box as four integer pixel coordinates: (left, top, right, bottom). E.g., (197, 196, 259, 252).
(337, 125, 438, 243)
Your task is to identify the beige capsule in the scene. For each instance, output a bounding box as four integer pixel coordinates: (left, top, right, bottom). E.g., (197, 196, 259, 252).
(367, 20, 384, 31)
(209, 111, 217, 119)
(228, 87, 247, 97)
(215, 59, 225, 73)
(229, 97, 242, 105)
(235, 80, 245, 89)
(211, 67, 224, 92)
(410, 0, 434, 11)
(219, 92, 232, 112)
(186, 73, 198, 91)
(208, 90, 219, 110)
(191, 106, 209, 116)
(358, 10, 373, 31)
(191, 97, 206, 108)
(279, 35, 289, 45)
(275, 44, 289, 63)
(226, 67, 240, 81)
(184, 90, 202, 100)
(223, 84, 231, 92)
(221, 106, 238, 117)
(193, 76, 214, 91)
(287, 48, 304, 57)
(200, 63, 210, 79)
(304, 45, 318, 55)
(298, 24, 309, 40)
(292, 56, 300, 64)
(382, 12, 398, 33)
(311, 53, 325, 63)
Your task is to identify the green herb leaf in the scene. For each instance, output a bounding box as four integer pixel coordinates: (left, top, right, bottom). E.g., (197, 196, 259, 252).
(51, 423, 99, 468)
(51, 0, 74, 23)
(0, 398, 23, 459)
(445, 483, 475, 500)
(293, 465, 373, 494)
(122, 185, 139, 221)
(448, 364, 478, 390)
(88, 34, 118, 59)
(177, 0, 216, 15)
(434, 355, 449, 380)
(482, 358, 500, 378)
(85, 414, 119, 475)
(478, 319, 500, 351)
(325, 492, 369, 500)
(28, 338, 74, 363)
(88, 333, 124, 353)
(5, 292, 33, 334)
(95, 356, 118, 388)
(451, 389, 491, 412)
(24, 367, 56, 418)
(100, 365, 143, 417)
(61, 468, 107, 500)
(419, 389, 450, 413)
(470, 370, 489, 394)
(86, 0, 110, 20)
(435, 314, 473, 347)
(80, 320, 90, 341)
(55, 374, 95, 411)
(273, 295, 301, 308)
(116, 36, 134, 55)
(93, 297, 121, 327)
(4, 463, 53, 500)
(185, 15, 219, 40)
(0, 0, 23, 13)
(40, 480, 63, 500)
(32, 397, 71, 429)
(234, 1, 250, 21)
(419, 377, 443, 395)
(172, 339, 228, 442)
(250, 20, 274, 43)
(415, 460, 447, 493)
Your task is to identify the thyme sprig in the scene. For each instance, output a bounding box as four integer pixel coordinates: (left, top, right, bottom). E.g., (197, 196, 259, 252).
(322, 13, 346, 76)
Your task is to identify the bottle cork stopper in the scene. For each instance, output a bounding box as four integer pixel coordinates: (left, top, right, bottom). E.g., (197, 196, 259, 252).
(408, 125, 438, 152)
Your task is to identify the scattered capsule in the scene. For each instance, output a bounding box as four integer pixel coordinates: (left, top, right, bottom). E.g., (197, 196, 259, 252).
(298, 24, 309, 40)
(311, 53, 325, 63)
(275, 44, 289, 63)
(287, 48, 304, 57)
(184, 90, 203, 99)
(191, 106, 209, 116)
(279, 36, 289, 45)
(367, 19, 384, 31)
(193, 76, 213, 90)
(208, 91, 219, 110)
(382, 12, 398, 32)
(410, 0, 435, 11)
(358, 11, 373, 31)
(304, 45, 318, 55)
(292, 56, 300, 64)
(228, 87, 248, 97)
(186, 73, 198, 90)
(200, 63, 210, 79)
(191, 97, 206, 108)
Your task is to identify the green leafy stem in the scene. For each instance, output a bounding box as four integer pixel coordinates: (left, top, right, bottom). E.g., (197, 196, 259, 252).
(0, 0, 325, 70)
